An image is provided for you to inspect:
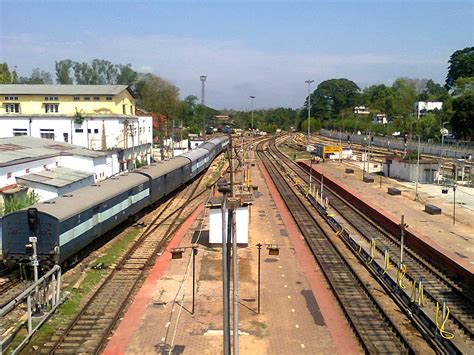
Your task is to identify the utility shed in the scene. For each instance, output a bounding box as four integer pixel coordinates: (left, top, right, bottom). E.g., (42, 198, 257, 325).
(383, 157, 438, 183)
(16, 166, 94, 202)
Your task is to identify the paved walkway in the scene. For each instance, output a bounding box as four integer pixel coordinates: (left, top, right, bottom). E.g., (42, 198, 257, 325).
(104, 157, 357, 354)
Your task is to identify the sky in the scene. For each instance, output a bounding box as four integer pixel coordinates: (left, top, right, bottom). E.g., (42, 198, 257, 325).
(0, 0, 473, 110)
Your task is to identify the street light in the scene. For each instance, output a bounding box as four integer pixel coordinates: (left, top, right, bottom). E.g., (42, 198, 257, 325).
(305, 80, 314, 146)
(250, 96, 255, 131)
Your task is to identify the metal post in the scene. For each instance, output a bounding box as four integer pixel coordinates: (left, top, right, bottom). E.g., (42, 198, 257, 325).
(232, 208, 239, 355)
(453, 185, 456, 225)
(221, 194, 230, 355)
(400, 215, 405, 265)
(200, 75, 207, 106)
(321, 174, 324, 197)
(192, 247, 197, 315)
(415, 134, 421, 201)
(27, 294, 32, 334)
(308, 158, 313, 196)
(257, 243, 262, 314)
(305, 79, 314, 146)
(250, 96, 255, 131)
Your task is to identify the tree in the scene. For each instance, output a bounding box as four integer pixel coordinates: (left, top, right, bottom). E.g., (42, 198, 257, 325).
(391, 78, 418, 116)
(451, 77, 474, 96)
(361, 84, 394, 114)
(451, 93, 474, 140)
(116, 64, 138, 85)
(425, 79, 448, 101)
(445, 47, 474, 90)
(0, 63, 13, 84)
(55, 59, 74, 84)
(91, 59, 117, 84)
(135, 74, 181, 119)
(310, 79, 361, 120)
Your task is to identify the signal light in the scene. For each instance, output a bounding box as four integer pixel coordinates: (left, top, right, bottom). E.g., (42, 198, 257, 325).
(27, 208, 39, 234)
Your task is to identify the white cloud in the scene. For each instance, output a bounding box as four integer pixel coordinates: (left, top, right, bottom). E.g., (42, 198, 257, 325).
(0, 33, 447, 109)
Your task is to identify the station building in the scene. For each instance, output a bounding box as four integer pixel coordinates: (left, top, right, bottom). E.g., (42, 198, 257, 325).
(0, 84, 153, 170)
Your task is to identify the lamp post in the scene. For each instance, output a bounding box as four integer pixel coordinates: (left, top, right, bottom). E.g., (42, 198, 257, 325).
(305, 79, 314, 146)
(250, 96, 255, 131)
(439, 122, 449, 184)
(414, 133, 421, 201)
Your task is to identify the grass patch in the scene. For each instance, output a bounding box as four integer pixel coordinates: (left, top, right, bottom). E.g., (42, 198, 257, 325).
(249, 320, 268, 338)
(8, 228, 141, 353)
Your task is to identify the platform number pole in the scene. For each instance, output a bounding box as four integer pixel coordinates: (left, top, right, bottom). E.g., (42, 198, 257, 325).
(400, 214, 405, 266)
(192, 246, 198, 315)
(27, 208, 41, 315)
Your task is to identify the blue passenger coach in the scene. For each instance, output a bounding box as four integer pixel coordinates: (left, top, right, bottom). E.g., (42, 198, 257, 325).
(1, 135, 229, 265)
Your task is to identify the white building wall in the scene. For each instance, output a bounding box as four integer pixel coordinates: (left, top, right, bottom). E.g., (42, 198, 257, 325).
(0, 116, 146, 151)
(0, 157, 60, 188)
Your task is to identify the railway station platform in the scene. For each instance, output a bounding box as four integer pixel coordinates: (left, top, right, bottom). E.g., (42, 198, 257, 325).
(305, 159, 474, 273)
(104, 157, 358, 354)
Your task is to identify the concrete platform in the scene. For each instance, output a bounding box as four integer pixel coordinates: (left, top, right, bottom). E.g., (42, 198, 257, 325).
(307, 160, 474, 272)
(104, 156, 358, 354)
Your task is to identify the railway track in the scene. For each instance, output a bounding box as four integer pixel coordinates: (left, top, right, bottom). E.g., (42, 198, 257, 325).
(272, 136, 474, 351)
(38, 172, 213, 354)
(256, 138, 412, 353)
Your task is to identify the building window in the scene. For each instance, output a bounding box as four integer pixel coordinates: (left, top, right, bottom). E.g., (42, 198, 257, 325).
(123, 104, 126, 114)
(44, 96, 58, 101)
(13, 128, 27, 136)
(5, 96, 18, 101)
(94, 96, 100, 101)
(63, 132, 69, 142)
(26, 168, 30, 173)
(94, 128, 99, 134)
(87, 128, 91, 133)
(84, 96, 90, 101)
(130, 106, 134, 115)
(5, 103, 20, 113)
(43, 164, 47, 169)
(73, 96, 80, 101)
(45, 104, 59, 113)
(106, 96, 113, 101)
(7, 172, 12, 178)
(75, 128, 84, 133)
(40, 129, 55, 140)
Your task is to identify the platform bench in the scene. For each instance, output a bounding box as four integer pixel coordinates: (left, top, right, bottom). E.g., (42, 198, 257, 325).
(425, 204, 441, 215)
(363, 175, 374, 183)
(345, 168, 354, 174)
(387, 187, 401, 196)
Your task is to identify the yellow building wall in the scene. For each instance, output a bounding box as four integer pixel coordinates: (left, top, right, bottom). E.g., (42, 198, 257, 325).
(0, 90, 135, 116)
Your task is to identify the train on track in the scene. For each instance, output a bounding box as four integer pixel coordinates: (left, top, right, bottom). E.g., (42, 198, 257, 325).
(0, 136, 229, 266)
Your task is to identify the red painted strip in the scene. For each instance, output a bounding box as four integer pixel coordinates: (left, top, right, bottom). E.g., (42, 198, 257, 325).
(103, 203, 205, 355)
(258, 161, 359, 354)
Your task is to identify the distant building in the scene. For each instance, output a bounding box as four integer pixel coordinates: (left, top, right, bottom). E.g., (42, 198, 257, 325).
(373, 113, 388, 124)
(0, 84, 153, 169)
(414, 101, 443, 117)
(353, 106, 370, 114)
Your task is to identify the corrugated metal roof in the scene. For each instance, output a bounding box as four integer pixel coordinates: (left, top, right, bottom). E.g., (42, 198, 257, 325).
(28, 173, 149, 221)
(0, 84, 130, 96)
(0, 136, 106, 166)
(16, 167, 93, 188)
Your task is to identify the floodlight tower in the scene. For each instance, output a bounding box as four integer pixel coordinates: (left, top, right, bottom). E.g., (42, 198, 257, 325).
(200, 75, 207, 106)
